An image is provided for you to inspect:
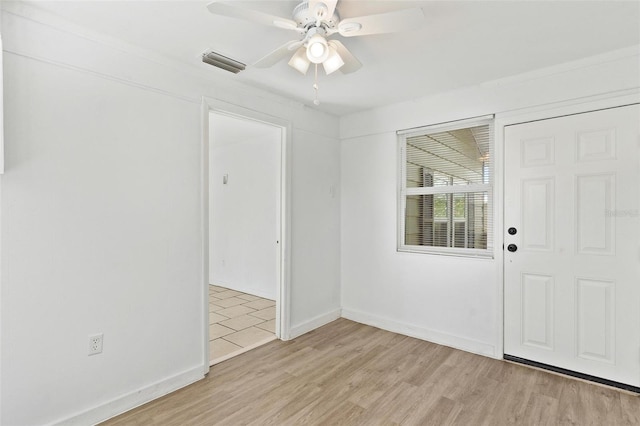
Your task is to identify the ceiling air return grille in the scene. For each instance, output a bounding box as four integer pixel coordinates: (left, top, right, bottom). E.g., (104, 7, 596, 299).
(202, 50, 246, 74)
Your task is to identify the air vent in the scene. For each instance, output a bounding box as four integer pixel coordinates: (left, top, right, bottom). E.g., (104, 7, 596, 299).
(202, 51, 246, 74)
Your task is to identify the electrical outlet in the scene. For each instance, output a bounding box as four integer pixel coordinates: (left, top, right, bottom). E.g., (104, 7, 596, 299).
(88, 333, 103, 356)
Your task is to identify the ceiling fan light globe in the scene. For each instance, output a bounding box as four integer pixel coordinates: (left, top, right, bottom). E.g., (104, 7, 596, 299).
(306, 34, 329, 63)
(288, 47, 311, 74)
(309, 43, 325, 58)
(322, 46, 344, 75)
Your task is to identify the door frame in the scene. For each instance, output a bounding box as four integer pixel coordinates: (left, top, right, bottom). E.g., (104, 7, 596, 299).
(494, 89, 640, 359)
(200, 97, 293, 373)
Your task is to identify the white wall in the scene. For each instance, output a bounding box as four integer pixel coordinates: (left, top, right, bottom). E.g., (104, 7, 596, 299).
(289, 128, 342, 336)
(0, 12, 4, 173)
(340, 46, 640, 358)
(0, 3, 340, 425)
(2, 44, 203, 426)
(209, 114, 280, 300)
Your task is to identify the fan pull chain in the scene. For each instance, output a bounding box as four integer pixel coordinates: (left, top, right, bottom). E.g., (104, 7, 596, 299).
(313, 64, 320, 106)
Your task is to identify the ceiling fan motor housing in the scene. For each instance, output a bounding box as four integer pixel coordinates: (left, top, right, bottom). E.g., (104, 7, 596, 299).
(293, 1, 339, 30)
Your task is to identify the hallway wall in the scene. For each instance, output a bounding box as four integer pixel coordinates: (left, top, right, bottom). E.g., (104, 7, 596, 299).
(209, 114, 280, 300)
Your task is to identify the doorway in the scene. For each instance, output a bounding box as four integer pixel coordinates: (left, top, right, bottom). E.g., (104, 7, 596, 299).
(503, 104, 640, 390)
(205, 106, 288, 365)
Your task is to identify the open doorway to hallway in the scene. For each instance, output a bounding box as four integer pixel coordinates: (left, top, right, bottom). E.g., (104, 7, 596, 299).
(208, 110, 284, 365)
(208, 285, 276, 363)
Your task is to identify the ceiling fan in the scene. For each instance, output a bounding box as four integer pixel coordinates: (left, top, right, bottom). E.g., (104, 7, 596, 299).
(206, 0, 425, 78)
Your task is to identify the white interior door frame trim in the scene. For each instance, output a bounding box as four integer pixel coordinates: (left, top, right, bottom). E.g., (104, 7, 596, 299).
(493, 89, 640, 359)
(200, 97, 293, 373)
(200, 98, 210, 375)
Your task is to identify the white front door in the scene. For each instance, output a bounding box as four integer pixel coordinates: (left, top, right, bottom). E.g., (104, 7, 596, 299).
(504, 104, 640, 387)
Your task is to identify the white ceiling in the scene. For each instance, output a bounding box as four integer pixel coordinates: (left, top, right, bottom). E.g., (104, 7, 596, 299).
(26, 0, 640, 116)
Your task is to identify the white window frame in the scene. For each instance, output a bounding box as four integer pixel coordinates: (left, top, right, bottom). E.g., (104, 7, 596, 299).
(397, 115, 494, 258)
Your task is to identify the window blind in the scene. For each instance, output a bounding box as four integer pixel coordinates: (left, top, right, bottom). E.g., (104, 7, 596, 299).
(399, 118, 493, 256)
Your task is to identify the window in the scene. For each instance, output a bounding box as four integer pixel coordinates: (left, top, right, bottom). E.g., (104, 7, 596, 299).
(398, 116, 493, 257)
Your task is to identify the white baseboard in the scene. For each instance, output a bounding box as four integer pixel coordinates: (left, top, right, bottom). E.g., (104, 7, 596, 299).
(288, 308, 342, 340)
(341, 308, 498, 359)
(54, 366, 205, 426)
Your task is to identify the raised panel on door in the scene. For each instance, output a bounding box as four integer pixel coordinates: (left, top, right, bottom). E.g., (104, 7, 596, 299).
(576, 278, 615, 364)
(521, 273, 554, 350)
(521, 137, 555, 167)
(521, 178, 554, 251)
(576, 128, 616, 162)
(504, 104, 640, 389)
(576, 173, 615, 256)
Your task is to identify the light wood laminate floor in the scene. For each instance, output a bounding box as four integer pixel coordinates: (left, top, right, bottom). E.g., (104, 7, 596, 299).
(102, 318, 639, 425)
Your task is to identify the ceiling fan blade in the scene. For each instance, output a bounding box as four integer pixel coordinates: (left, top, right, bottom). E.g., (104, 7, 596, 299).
(328, 40, 362, 74)
(207, 0, 299, 31)
(324, 0, 338, 19)
(308, 0, 338, 21)
(253, 40, 304, 68)
(338, 8, 425, 37)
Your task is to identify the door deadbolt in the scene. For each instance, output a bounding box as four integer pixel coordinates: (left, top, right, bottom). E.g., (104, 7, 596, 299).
(508, 227, 517, 235)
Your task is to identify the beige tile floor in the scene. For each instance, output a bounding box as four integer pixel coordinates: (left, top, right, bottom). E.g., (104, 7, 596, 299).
(209, 285, 276, 364)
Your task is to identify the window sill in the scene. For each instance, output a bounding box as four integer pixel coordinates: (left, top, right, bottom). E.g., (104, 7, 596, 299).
(397, 245, 494, 259)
